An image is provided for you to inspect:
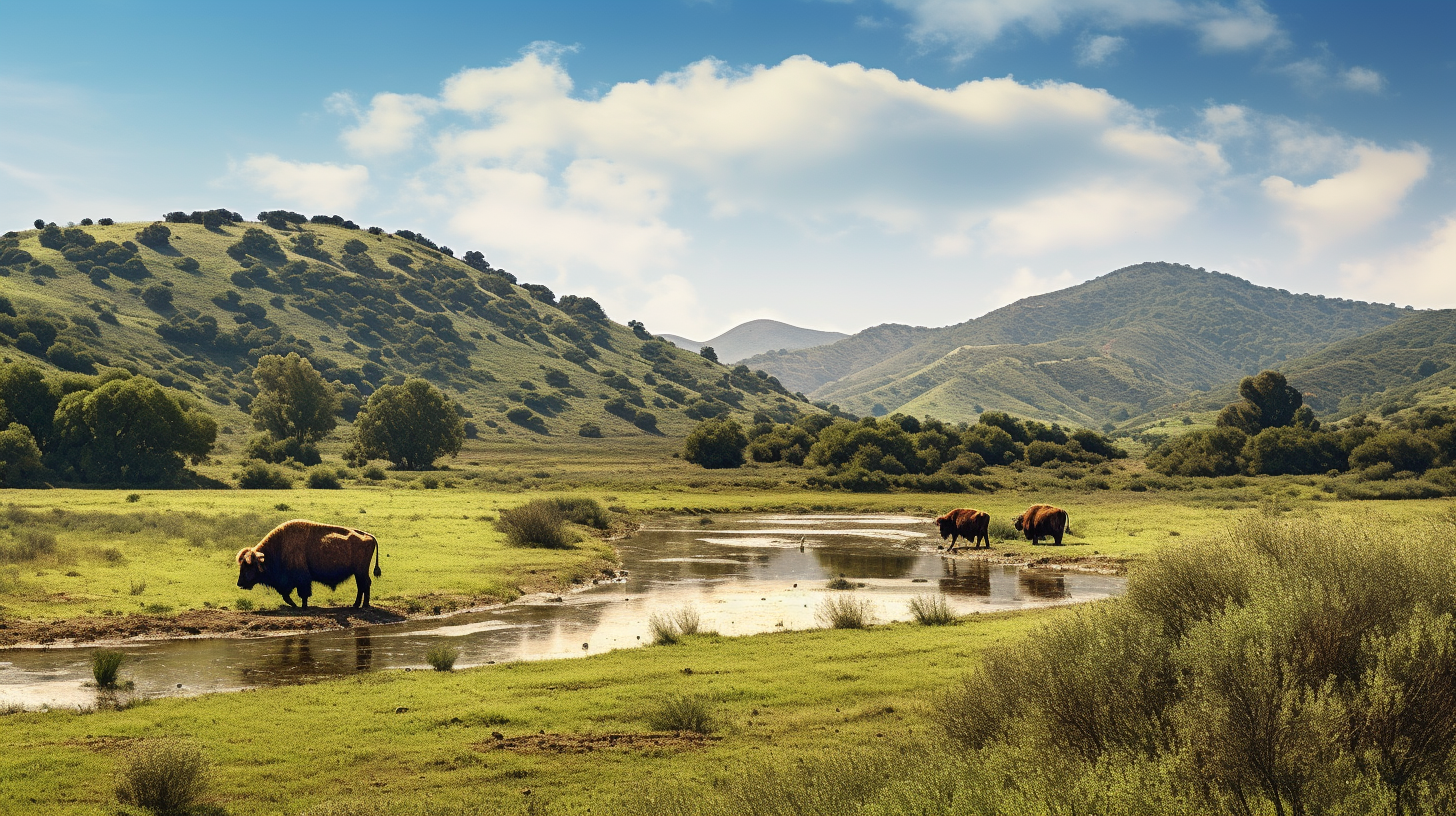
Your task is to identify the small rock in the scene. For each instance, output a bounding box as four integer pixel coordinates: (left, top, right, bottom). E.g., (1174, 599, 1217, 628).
(492, 731, 504, 740)
(681, 667, 693, 675)
(395, 707, 409, 714)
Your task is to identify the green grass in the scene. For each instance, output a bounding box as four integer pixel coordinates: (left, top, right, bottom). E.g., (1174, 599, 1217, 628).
(0, 609, 1048, 815)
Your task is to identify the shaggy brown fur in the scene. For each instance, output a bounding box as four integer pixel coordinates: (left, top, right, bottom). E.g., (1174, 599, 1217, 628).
(236, 520, 381, 608)
(936, 508, 991, 551)
(1013, 505, 1070, 546)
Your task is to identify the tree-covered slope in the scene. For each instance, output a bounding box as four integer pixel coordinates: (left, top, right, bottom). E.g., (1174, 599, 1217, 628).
(1277, 309, 1456, 415)
(748, 262, 1408, 426)
(0, 215, 808, 440)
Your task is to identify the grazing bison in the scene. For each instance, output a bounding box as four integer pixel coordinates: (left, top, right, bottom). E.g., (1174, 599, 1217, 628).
(1014, 505, 1070, 546)
(935, 508, 991, 551)
(236, 520, 381, 608)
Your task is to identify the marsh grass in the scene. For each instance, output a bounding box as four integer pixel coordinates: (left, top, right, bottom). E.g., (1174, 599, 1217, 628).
(987, 517, 1021, 542)
(550, 497, 610, 529)
(0, 530, 57, 563)
(907, 593, 955, 625)
(825, 577, 865, 590)
(114, 738, 209, 816)
(645, 693, 715, 734)
(648, 604, 702, 645)
(497, 500, 574, 549)
(816, 594, 874, 629)
(425, 644, 459, 672)
(90, 649, 125, 688)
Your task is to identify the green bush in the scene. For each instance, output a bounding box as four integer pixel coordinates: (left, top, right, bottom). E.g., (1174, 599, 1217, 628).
(578, 422, 602, 438)
(497, 500, 573, 548)
(425, 644, 459, 672)
(305, 465, 342, 489)
(236, 460, 294, 489)
(550, 497, 610, 529)
(645, 693, 715, 734)
(683, 418, 748, 469)
(91, 649, 125, 688)
(114, 739, 209, 816)
(361, 464, 386, 481)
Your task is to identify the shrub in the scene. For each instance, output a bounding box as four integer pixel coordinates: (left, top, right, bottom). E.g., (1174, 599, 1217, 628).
(91, 649, 125, 688)
(235, 598, 254, 611)
(114, 739, 209, 816)
(173, 257, 200, 273)
(361, 464, 386, 481)
(816, 594, 874, 629)
(645, 693, 715, 734)
(649, 604, 702, 645)
(683, 418, 748, 469)
(305, 465, 342, 489)
(134, 223, 171, 246)
(425, 644, 459, 672)
(236, 460, 294, 489)
(550, 497, 610, 529)
(578, 422, 602, 438)
(907, 593, 955, 625)
(141, 283, 173, 310)
(352, 379, 466, 469)
(497, 500, 573, 548)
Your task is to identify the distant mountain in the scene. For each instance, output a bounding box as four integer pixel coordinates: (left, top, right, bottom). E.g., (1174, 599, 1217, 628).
(1277, 309, 1456, 415)
(745, 262, 1409, 425)
(660, 319, 850, 364)
(0, 217, 808, 441)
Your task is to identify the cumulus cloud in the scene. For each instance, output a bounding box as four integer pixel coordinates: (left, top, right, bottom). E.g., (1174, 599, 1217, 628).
(993, 266, 1078, 308)
(238, 155, 370, 211)
(330, 92, 439, 156)
(883, 0, 1281, 58)
(986, 180, 1195, 255)
(1261, 144, 1429, 252)
(1341, 215, 1456, 308)
(1076, 34, 1126, 65)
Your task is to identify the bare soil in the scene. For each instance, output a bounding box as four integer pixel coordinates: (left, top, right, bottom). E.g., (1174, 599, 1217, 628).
(0, 606, 407, 648)
(474, 731, 719, 754)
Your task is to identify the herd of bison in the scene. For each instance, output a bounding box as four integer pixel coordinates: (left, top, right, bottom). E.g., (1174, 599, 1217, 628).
(234, 506, 1070, 611)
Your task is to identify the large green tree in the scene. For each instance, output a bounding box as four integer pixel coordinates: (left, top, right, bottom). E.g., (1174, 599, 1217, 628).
(1217, 370, 1303, 434)
(0, 363, 60, 449)
(51, 376, 216, 483)
(683, 418, 748, 469)
(250, 353, 338, 446)
(351, 378, 464, 470)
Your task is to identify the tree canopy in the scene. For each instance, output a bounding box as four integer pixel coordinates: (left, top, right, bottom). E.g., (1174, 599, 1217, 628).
(51, 376, 216, 483)
(351, 378, 464, 470)
(250, 353, 338, 445)
(683, 418, 748, 469)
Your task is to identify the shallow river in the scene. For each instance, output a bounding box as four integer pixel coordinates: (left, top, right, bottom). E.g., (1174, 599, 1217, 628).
(0, 514, 1123, 709)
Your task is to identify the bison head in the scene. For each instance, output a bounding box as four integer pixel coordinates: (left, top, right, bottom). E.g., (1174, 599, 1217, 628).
(236, 547, 267, 589)
(1013, 514, 1025, 532)
(936, 515, 956, 539)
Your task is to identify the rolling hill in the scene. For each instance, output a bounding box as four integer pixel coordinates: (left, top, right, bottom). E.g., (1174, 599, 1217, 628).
(659, 319, 850, 364)
(745, 262, 1410, 426)
(0, 214, 809, 442)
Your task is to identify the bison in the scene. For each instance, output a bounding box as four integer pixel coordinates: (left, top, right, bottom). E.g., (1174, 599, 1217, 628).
(935, 508, 990, 551)
(236, 520, 381, 608)
(1014, 505, 1070, 546)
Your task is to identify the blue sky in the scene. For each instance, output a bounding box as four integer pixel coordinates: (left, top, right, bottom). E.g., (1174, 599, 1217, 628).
(3, 1, 1453, 339)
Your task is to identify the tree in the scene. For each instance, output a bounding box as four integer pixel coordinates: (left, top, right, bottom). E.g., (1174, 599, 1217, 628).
(1217, 370, 1302, 434)
(134, 223, 171, 246)
(1147, 427, 1247, 477)
(33, 219, 44, 230)
(51, 376, 216, 483)
(250, 353, 338, 451)
(0, 363, 60, 449)
(683, 418, 748, 468)
(0, 422, 44, 486)
(351, 378, 464, 470)
(699, 346, 719, 363)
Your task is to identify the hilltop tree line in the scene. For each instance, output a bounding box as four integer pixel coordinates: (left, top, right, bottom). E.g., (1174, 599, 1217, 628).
(1150, 371, 1456, 481)
(684, 410, 1125, 492)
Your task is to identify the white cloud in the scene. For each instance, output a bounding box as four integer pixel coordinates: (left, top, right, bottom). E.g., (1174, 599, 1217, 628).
(1341, 214, 1456, 307)
(993, 266, 1078, 308)
(238, 155, 371, 211)
(333, 92, 438, 156)
(986, 180, 1195, 255)
(883, 0, 1281, 58)
(1341, 66, 1385, 93)
(1261, 144, 1429, 252)
(1076, 34, 1126, 65)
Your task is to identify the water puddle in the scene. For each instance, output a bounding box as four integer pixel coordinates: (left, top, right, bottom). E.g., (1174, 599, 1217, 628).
(0, 514, 1123, 709)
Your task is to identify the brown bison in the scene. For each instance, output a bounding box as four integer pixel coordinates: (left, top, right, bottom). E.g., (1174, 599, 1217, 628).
(936, 508, 990, 551)
(236, 520, 381, 608)
(1014, 505, 1070, 546)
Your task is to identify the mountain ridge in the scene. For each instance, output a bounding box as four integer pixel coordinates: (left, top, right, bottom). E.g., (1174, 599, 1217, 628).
(659, 319, 850, 364)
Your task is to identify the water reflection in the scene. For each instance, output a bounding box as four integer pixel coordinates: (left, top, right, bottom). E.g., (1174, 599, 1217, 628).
(0, 514, 1123, 708)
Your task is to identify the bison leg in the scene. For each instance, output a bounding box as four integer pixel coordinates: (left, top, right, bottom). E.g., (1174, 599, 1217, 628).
(947, 533, 960, 553)
(277, 589, 298, 608)
(297, 584, 312, 609)
(354, 574, 372, 608)
(1053, 530, 1064, 546)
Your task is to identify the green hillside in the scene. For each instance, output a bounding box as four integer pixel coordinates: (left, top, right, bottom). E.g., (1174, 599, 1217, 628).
(0, 215, 808, 448)
(747, 262, 1408, 426)
(1277, 309, 1456, 415)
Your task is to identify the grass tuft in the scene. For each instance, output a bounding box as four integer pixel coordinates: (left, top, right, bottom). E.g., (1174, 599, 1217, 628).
(907, 593, 955, 625)
(645, 693, 715, 734)
(425, 644, 459, 672)
(114, 738, 209, 816)
(91, 649, 125, 688)
(497, 500, 574, 549)
(816, 594, 874, 629)
(649, 604, 702, 645)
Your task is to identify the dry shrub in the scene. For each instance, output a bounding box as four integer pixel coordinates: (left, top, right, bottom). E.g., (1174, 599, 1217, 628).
(497, 500, 574, 549)
(816, 594, 874, 629)
(907, 593, 955, 626)
(114, 738, 209, 815)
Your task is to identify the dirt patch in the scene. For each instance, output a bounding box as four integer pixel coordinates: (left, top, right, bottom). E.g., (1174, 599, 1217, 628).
(0, 606, 406, 648)
(474, 732, 719, 754)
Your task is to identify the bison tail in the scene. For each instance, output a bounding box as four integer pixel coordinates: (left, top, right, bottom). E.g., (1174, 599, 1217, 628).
(1063, 513, 1071, 536)
(373, 543, 383, 578)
